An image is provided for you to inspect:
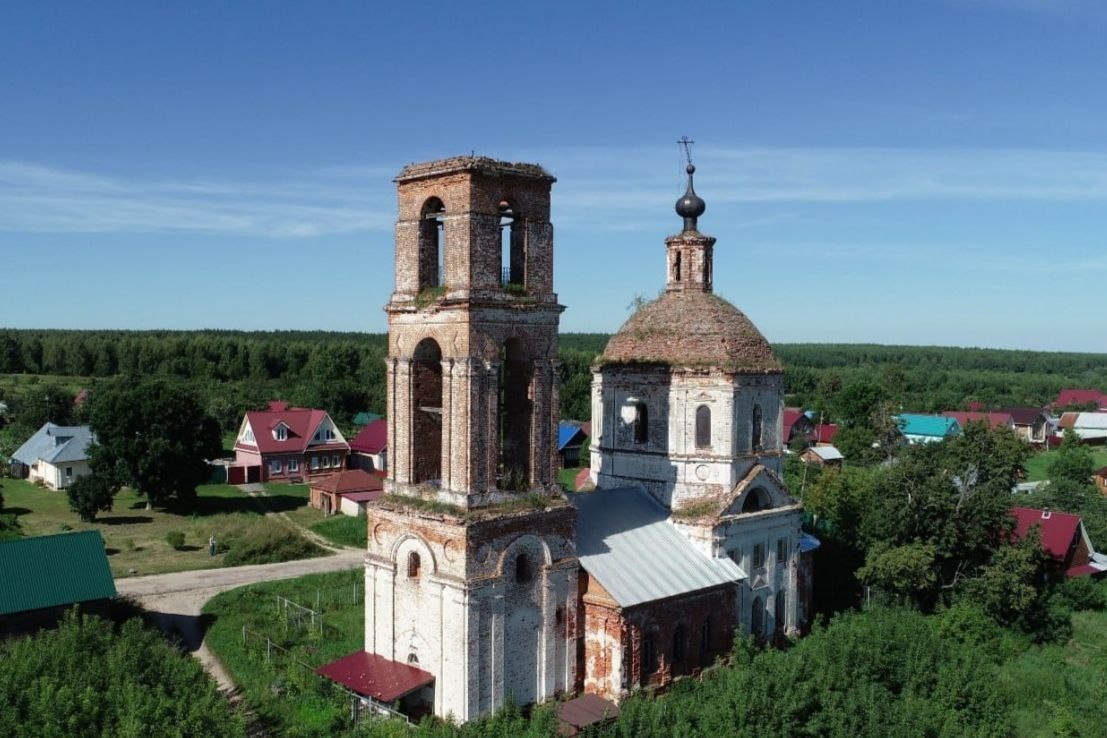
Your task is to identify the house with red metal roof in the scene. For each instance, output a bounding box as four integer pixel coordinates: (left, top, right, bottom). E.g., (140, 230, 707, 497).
(782, 408, 815, 446)
(809, 423, 839, 445)
(1009, 507, 1106, 578)
(1053, 389, 1107, 412)
(349, 418, 387, 473)
(940, 411, 1015, 432)
(231, 401, 350, 484)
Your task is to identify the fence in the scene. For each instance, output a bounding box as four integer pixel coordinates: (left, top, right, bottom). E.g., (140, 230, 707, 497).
(240, 626, 409, 726)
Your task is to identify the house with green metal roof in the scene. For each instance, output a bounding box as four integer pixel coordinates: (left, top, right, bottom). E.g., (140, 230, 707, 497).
(0, 530, 117, 634)
(895, 414, 961, 444)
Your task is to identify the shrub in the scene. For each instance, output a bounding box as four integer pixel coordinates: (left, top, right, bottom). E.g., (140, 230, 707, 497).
(223, 525, 321, 567)
(1058, 577, 1107, 612)
(165, 530, 186, 550)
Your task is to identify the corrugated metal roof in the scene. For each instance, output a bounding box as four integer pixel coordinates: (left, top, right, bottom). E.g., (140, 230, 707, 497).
(809, 445, 844, 461)
(0, 530, 117, 616)
(895, 414, 960, 438)
(568, 486, 745, 608)
(558, 422, 586, 451)
(11, 423, 94, 466)
(1075, 412, 1107, 430)
(799, 532, 822, 553)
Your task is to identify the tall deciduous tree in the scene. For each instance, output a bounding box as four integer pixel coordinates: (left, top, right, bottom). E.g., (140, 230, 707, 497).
(87, 378, 222, 508)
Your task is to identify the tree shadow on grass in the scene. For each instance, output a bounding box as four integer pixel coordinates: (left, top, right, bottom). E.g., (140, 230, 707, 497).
(166, 491, 307, 517)
(4, 507, 32, 517)
(98, 515, 154, 525)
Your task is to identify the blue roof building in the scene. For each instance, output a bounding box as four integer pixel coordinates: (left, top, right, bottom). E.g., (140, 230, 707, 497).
(895, 414, 961, 444)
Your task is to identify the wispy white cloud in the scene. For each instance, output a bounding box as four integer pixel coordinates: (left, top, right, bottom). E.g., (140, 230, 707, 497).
(0, 161, 394, 237)
(4, 146, 1107, 236)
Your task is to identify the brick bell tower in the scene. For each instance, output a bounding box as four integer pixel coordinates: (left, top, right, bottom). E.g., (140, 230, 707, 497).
(365, 156, 579, 721)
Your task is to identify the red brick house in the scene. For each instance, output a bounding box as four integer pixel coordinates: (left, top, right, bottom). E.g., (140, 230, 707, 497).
(231, 401, 350, 484)
(1009, 507, 1106, 578)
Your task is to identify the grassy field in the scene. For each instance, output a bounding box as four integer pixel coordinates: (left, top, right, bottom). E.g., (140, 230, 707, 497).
(203, 569, 367, 735)
(1001, 606, 1107, 736)
(558, 465, 588, 492)
(1025, 448, 1107, 482)
(1, 478, 323, 577)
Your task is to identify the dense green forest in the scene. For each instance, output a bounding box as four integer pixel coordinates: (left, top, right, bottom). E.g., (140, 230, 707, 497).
(2, 330, 1105, 439)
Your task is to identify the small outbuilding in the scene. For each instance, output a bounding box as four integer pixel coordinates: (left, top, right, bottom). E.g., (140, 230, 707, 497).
(558, 422, 589, 468)
(1095, 467, 1107, 497)
(0, 530, 117, 636)
(310, 468, 384, 517)
(349, 419, 388, 473)
(801, 445, 844, 468)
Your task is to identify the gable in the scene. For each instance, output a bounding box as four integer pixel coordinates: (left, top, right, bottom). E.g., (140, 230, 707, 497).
(307, 414, 348, 447)
(717, 465, 797, 519)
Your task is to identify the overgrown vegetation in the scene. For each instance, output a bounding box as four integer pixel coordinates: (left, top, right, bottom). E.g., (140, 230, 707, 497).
(222, 523, 324, 566)
(0, 609, 245, 737)
(311, 514, 368, 548)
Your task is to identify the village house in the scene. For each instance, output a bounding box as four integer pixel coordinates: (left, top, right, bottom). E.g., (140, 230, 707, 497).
(230, 401, 349, 484)
(1094, 467, 1107, 497)
(1009, 507, 1106, 578)
(809, 423, 838, 445)
(896, 413, 961, 444)
(10, 423, 94, 490)
(1057, 412, 1107, 444)
(1053, 389, 1107, 412)
(996, 407, 1053, 445)
(782, 408, 815, 446)
(940, 411, 1015, 432)
(557, 422, 588, 468)
(349, 418, 388, 473)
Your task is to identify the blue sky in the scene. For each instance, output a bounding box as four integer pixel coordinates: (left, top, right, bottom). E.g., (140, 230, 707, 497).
(2, 0, 1106, 351)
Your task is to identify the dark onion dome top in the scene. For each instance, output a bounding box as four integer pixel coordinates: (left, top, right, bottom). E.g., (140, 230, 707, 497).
(675, 164, 706, 230)
(598, 290, 782, 374)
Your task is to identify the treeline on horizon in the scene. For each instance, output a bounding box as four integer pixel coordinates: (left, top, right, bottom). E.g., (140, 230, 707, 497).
(1, 329, 1106, 430)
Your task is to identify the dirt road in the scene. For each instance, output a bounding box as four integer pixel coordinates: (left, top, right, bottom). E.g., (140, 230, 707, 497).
(117, 551, 365, 691)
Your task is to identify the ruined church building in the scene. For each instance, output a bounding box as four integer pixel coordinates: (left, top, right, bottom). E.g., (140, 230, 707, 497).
(362, 154, 815, 722)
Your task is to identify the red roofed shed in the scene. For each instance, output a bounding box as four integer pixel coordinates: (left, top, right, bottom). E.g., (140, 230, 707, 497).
(316, 651, 434, 705)
(349, 419, 388, 474)
(310, 469, 383, 517)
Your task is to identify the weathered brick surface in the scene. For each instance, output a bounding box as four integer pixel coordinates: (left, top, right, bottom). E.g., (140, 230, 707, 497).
(372, 156, 578, 723)
(580, 573, 737, 701)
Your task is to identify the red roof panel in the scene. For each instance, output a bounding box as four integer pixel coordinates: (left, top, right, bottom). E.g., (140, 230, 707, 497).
(350, 419, 388, 454)
(1055, 389, 1107, 409)
(941, 411, 1014, 431)
(1009, 507, 1079, 561)
(241, 406, 347, 455)
(316, 651, 433, 702)
(311, 469, 383, 495)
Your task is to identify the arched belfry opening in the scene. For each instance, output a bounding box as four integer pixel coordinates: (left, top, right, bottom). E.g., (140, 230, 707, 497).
(419, 197, 445, 290)
(499, 337, 533, 490)
(412, 338, 443, 483)
(498, 199, 524, 288)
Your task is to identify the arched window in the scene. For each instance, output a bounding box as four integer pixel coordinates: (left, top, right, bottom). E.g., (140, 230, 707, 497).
(672, 624, 685, 663)
(742, 487, 772, 513)
(407, 551, 422, 578)
(514, 552, 531, 583)
(634, 402, 649, 444)
(695, 405, 711, 449)
(775, 590, 787, 634)
(642, 633, 656, 676)
(498, 199, 524, 288)
(418, 197, 445, 290)
(673, 250, 682, 282)
(499, 338, 532, 490)
(750, 597, 764, 639)
(407, 652, 419, 665)
(751, 404, 763, 452)
(412, 338, 443, 483)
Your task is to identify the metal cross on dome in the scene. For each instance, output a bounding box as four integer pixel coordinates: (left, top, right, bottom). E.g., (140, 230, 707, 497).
(678, 136, 695, 167)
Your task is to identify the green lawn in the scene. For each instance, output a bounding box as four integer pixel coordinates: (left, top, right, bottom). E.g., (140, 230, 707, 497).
(202, 570, 367, 735)
(1025, 448, 1107, 482)
(1, 478, 323, 577)
(558, 465, 588, 492)
(310, 515, 368, 548)
(1000, 605, 1107, 736)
